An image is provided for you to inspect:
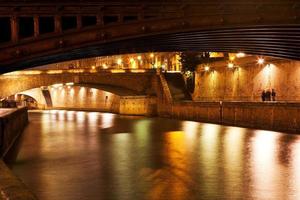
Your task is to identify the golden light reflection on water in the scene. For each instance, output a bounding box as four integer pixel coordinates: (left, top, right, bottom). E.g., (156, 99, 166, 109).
(223, 126, 245, 198)
(111, 133, 133, 200)
(200, 123, 221, 198)
(13, 111, 300, 200)
(182, 121, 199, 141)
(250, 130, 283, 200)
(100, 113, 114, 129)
(147, 131, 192, 200)
(292, 140, 300, 199)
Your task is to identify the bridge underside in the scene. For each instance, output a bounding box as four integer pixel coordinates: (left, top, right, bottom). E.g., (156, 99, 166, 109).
(1, 25, 299, 73)
(0, 0, 299, 73)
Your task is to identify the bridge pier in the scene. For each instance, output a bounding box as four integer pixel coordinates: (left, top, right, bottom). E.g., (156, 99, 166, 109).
(76, 16, 82, 29)
(54, 15, 62, 33)
(33, 16, 39, 37)
(10, 16, 19, 43)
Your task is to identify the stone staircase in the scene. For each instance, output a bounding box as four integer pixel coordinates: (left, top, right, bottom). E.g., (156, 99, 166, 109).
(164, 73, 191, 101)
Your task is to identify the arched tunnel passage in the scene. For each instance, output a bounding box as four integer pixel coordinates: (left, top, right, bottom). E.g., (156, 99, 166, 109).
(3, 83, 157, 116)
(5, 94, 38, 109)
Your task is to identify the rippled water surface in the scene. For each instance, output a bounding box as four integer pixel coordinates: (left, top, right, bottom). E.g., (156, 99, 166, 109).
(12, 110, 300, 200)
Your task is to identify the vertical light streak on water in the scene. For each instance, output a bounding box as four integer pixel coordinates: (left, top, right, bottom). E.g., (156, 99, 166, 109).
(199, 123, 221, 199)
(291, 139, 300, 199)
(223, 126, 245, 199)
(111, 133, 133, 200)
(250, 130, 282, 199)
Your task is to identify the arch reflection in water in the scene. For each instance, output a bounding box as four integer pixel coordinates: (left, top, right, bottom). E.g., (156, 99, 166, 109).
(12, 112, 300, 200)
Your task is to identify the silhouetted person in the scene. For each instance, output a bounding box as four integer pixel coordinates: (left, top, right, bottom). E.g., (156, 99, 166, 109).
(261, 90, 266, 101)
(271, 89, 276, 101)
(105, 96, 108, 106)
(265, 89, 271, 101)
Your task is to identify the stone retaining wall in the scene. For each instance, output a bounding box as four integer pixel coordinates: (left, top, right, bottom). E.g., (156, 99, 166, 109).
(222, 102, 300, 132)
(0, 108, 37, 200)
(119, 96, 157, 116)
(159, 101, 300, 133)
(0, 108, 28, 157)
(0, 160, 37, 200)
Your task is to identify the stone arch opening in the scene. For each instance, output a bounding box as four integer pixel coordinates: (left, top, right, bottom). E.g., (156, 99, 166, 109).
(5, 94, 38, 109)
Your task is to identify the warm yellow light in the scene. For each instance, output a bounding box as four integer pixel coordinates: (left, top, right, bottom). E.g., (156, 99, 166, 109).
(258, 58, 265, 65)
(137, 55, 142, 61)
(111, 69, 126, 73)
(102, 63, 107, 69)
(236, 52, 246, 58)
(3, 70, 42, 76)
(91, 66, 96, 70)
(23, 70, 42, 75)
(150, 53, 154, 58)
(66, 82, 74, 86)
(204, 66, 210, 71)
(117, 58, 122, 65)
(47, 70, 63, 74)
(228, 62, 234, 68)
(130, 69, 146, 73)
(129, 58, 134, 63)
(229, 56, 236, 61)
(68, 69, 84, 73)
(52, 83, 63, 88)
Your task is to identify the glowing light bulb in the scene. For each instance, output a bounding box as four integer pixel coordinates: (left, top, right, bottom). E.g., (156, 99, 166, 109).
(236, 52, 245, 58)
(117, 58, 122, 65)
(228, 62, 234, 68)
(229, 56, 236, 61)
(150, 53, 154, 58)
(257, 58, 265, 65)
(137, 55, 142, 61)
(204, 66, 210, 71)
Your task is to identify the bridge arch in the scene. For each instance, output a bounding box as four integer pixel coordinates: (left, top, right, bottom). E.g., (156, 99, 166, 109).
(9, 84, 122, 111)
(0, 72, 155, 98)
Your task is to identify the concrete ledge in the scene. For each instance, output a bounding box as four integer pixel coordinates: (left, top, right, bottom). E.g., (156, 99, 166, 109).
(0, 160, 37, 200)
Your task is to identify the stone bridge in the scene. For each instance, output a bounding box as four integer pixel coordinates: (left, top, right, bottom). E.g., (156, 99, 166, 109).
(0, 0, 299, 73)
(0, 71, 157, 98)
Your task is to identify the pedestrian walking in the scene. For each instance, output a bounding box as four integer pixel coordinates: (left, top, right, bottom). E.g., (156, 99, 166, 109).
(265, 89, 271, 101)
(261, 90, 266, 102)
(271, 89, 276, 101)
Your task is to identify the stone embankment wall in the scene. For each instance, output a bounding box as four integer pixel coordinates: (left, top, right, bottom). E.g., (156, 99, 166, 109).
(0, 108, 37, 200)
(0, 108, 28, 157)
(119, 96, 157, 116)
(0, 160, 37, 200)
(158, 101, 300, 133)
(193, 59, 300, 102)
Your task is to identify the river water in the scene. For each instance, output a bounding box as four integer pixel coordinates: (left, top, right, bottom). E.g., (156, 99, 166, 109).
(12, 110, 300, 200)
